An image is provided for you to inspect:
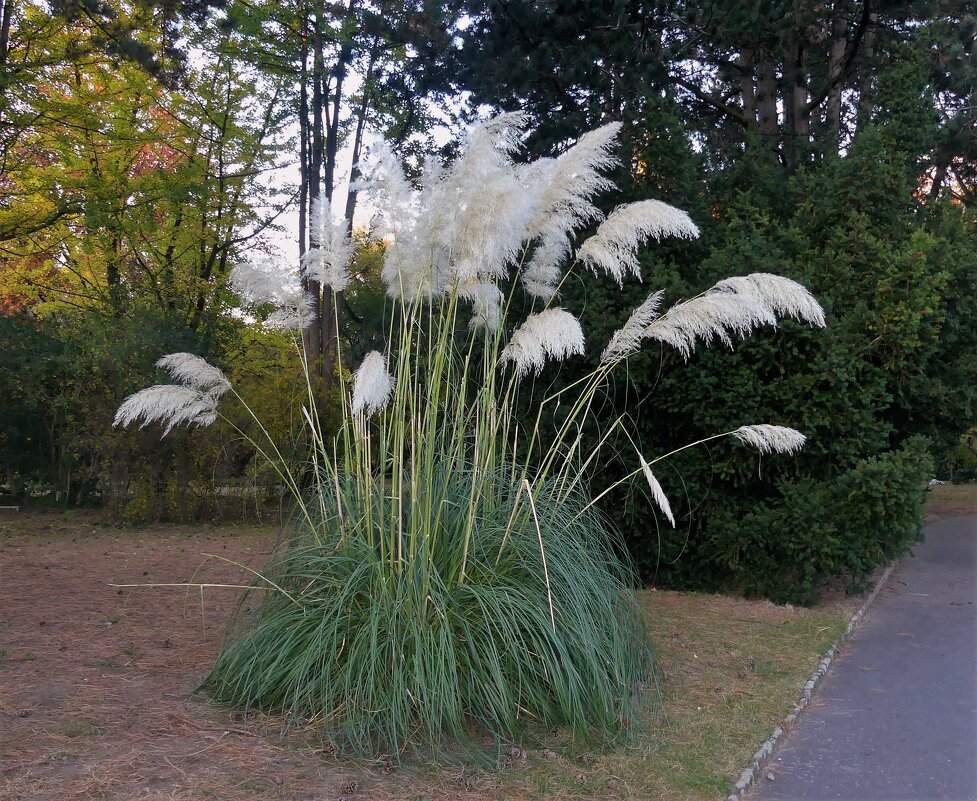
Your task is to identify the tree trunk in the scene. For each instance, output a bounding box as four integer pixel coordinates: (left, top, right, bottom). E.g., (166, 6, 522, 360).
(303, 0, 326, 373)
(0, 0, 12, 68)
(737, 48, 757, 133)
(344, 47, 375, 223)
(928, 155, 949, 201)
(825, 8, 848, 148)
(783, 40, 808, 172)
(299, 31, 310, 260)
(855, 11, 879, 134)
(755, 57, 780, 159)
(319, 0, 357, 388)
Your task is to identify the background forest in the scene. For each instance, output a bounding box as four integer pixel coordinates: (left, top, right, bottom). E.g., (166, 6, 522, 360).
(2, 0, 975, 603)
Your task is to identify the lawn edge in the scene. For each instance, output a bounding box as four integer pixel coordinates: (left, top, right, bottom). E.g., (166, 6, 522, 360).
(723, 560, 898, 801)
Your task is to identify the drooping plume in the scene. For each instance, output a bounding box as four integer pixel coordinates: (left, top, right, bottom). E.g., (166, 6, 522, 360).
(641, 272, 825, 360)
(156, 353, 231, 394)
(601, 290, 666, 365)
(577, 200, 700, 285)
(644, 289, 777, 359)
(114, 353, 230, 436)
(229, 259, 314, 331)
(301, 196, 354, 291)
(713, 273, 826, 328)
(460, 281, 504, 333)
(732, 424, 807, 455)
(229, 259, 288, 306)
(351, 351, 392, 416)
(639, 455, 675, 528)
(501, 308, 585, 377)
(263, 288, 316, 331)
(114, 386, 218, 437)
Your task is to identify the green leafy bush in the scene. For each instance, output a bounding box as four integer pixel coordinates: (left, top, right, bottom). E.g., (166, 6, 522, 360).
(0, 307, 309, 521)
(674, 437, 932, 604)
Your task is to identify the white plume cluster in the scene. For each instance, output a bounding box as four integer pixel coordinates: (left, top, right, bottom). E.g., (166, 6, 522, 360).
(732, 424, 807, 454)
(501, 308, 585, 377)
(264, 288, 316, 331)
(351, 351, 392, 416)
(229, 258, 288, 306)
(357, 141, 416, 242)
(355, 117, 693, 318)
(578, 200, 700, 285)
(639, 455, 675, 527)
(229, 259, 314, 331)
(519, 123, 622, 299)
(301, 196, 354, 291)
(114, 353, 231, 436)
(600, 290, 665, 365)
(643, 272, 826, 360)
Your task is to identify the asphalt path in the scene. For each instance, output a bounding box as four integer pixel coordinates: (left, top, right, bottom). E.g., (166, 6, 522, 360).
(749, 513, 977, 801)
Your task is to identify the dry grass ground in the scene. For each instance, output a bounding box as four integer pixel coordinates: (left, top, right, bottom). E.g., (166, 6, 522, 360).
(925, 480, 977, 520)
(0, 511, 858, 801)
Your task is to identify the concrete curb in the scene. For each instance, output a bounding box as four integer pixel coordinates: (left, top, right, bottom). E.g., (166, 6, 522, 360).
(724, 561, 899, 801)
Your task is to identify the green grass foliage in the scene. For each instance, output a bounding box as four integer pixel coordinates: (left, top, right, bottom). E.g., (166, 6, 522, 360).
(204, 471, 653, 756)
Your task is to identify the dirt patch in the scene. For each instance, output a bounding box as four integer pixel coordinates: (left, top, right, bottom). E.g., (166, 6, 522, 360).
(925, 482, 977, 521)
(0, 512, 382, 801)
(0, 510, 853, 801)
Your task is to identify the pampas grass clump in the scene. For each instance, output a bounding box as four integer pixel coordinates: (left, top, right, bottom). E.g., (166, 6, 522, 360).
(206, 472, 652, 755)
(115, 114, 825, 756)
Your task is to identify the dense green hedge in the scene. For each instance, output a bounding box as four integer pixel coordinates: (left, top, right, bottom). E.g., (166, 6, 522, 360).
(0, 307, 307, 522)
(556, 93, 977, 603)
(653, 438, 932, 604)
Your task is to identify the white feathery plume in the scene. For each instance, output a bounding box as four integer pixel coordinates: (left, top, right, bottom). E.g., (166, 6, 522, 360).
(351, 351, 392, 416)
(460, 281, 504, 333)
(156, 353, 230, 394)
(501, 308, 585, 378)
(301, 196, 354, 291)
(476, 111, 529, 156)
(113, 385, 219, 437)
(264, 288, 316, 331)
(524, 123, 621, 242)
(357, 141, 416, 241)
(419, 153, 444, 191)
(600, 290, 666, 365)
(376, 113, 533, 300)
(229, 258, 288, 306)
(644, 289, 777, 359)
(732, 424, 807, 455)
(446, 163, 529, 285)
(114, 352, 230, 436)
(437, 113, 532, 286)
(577, 200, 700, 285)
(521, 234, 569, 300)
(381, 237, 448, 301)
(714, 273, 826, 328)
(519, 124, 622, 298)
(639, 455, 675, 527)
(229, 259, 315, 331)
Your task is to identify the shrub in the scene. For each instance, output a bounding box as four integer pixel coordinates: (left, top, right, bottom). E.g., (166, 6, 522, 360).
(679, 437, 932, 604)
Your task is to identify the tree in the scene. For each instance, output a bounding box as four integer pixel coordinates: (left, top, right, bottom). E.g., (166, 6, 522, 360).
(0, 0, 291, 335)
(452, 0, 977, 601)
(215, 0, 462, 388)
